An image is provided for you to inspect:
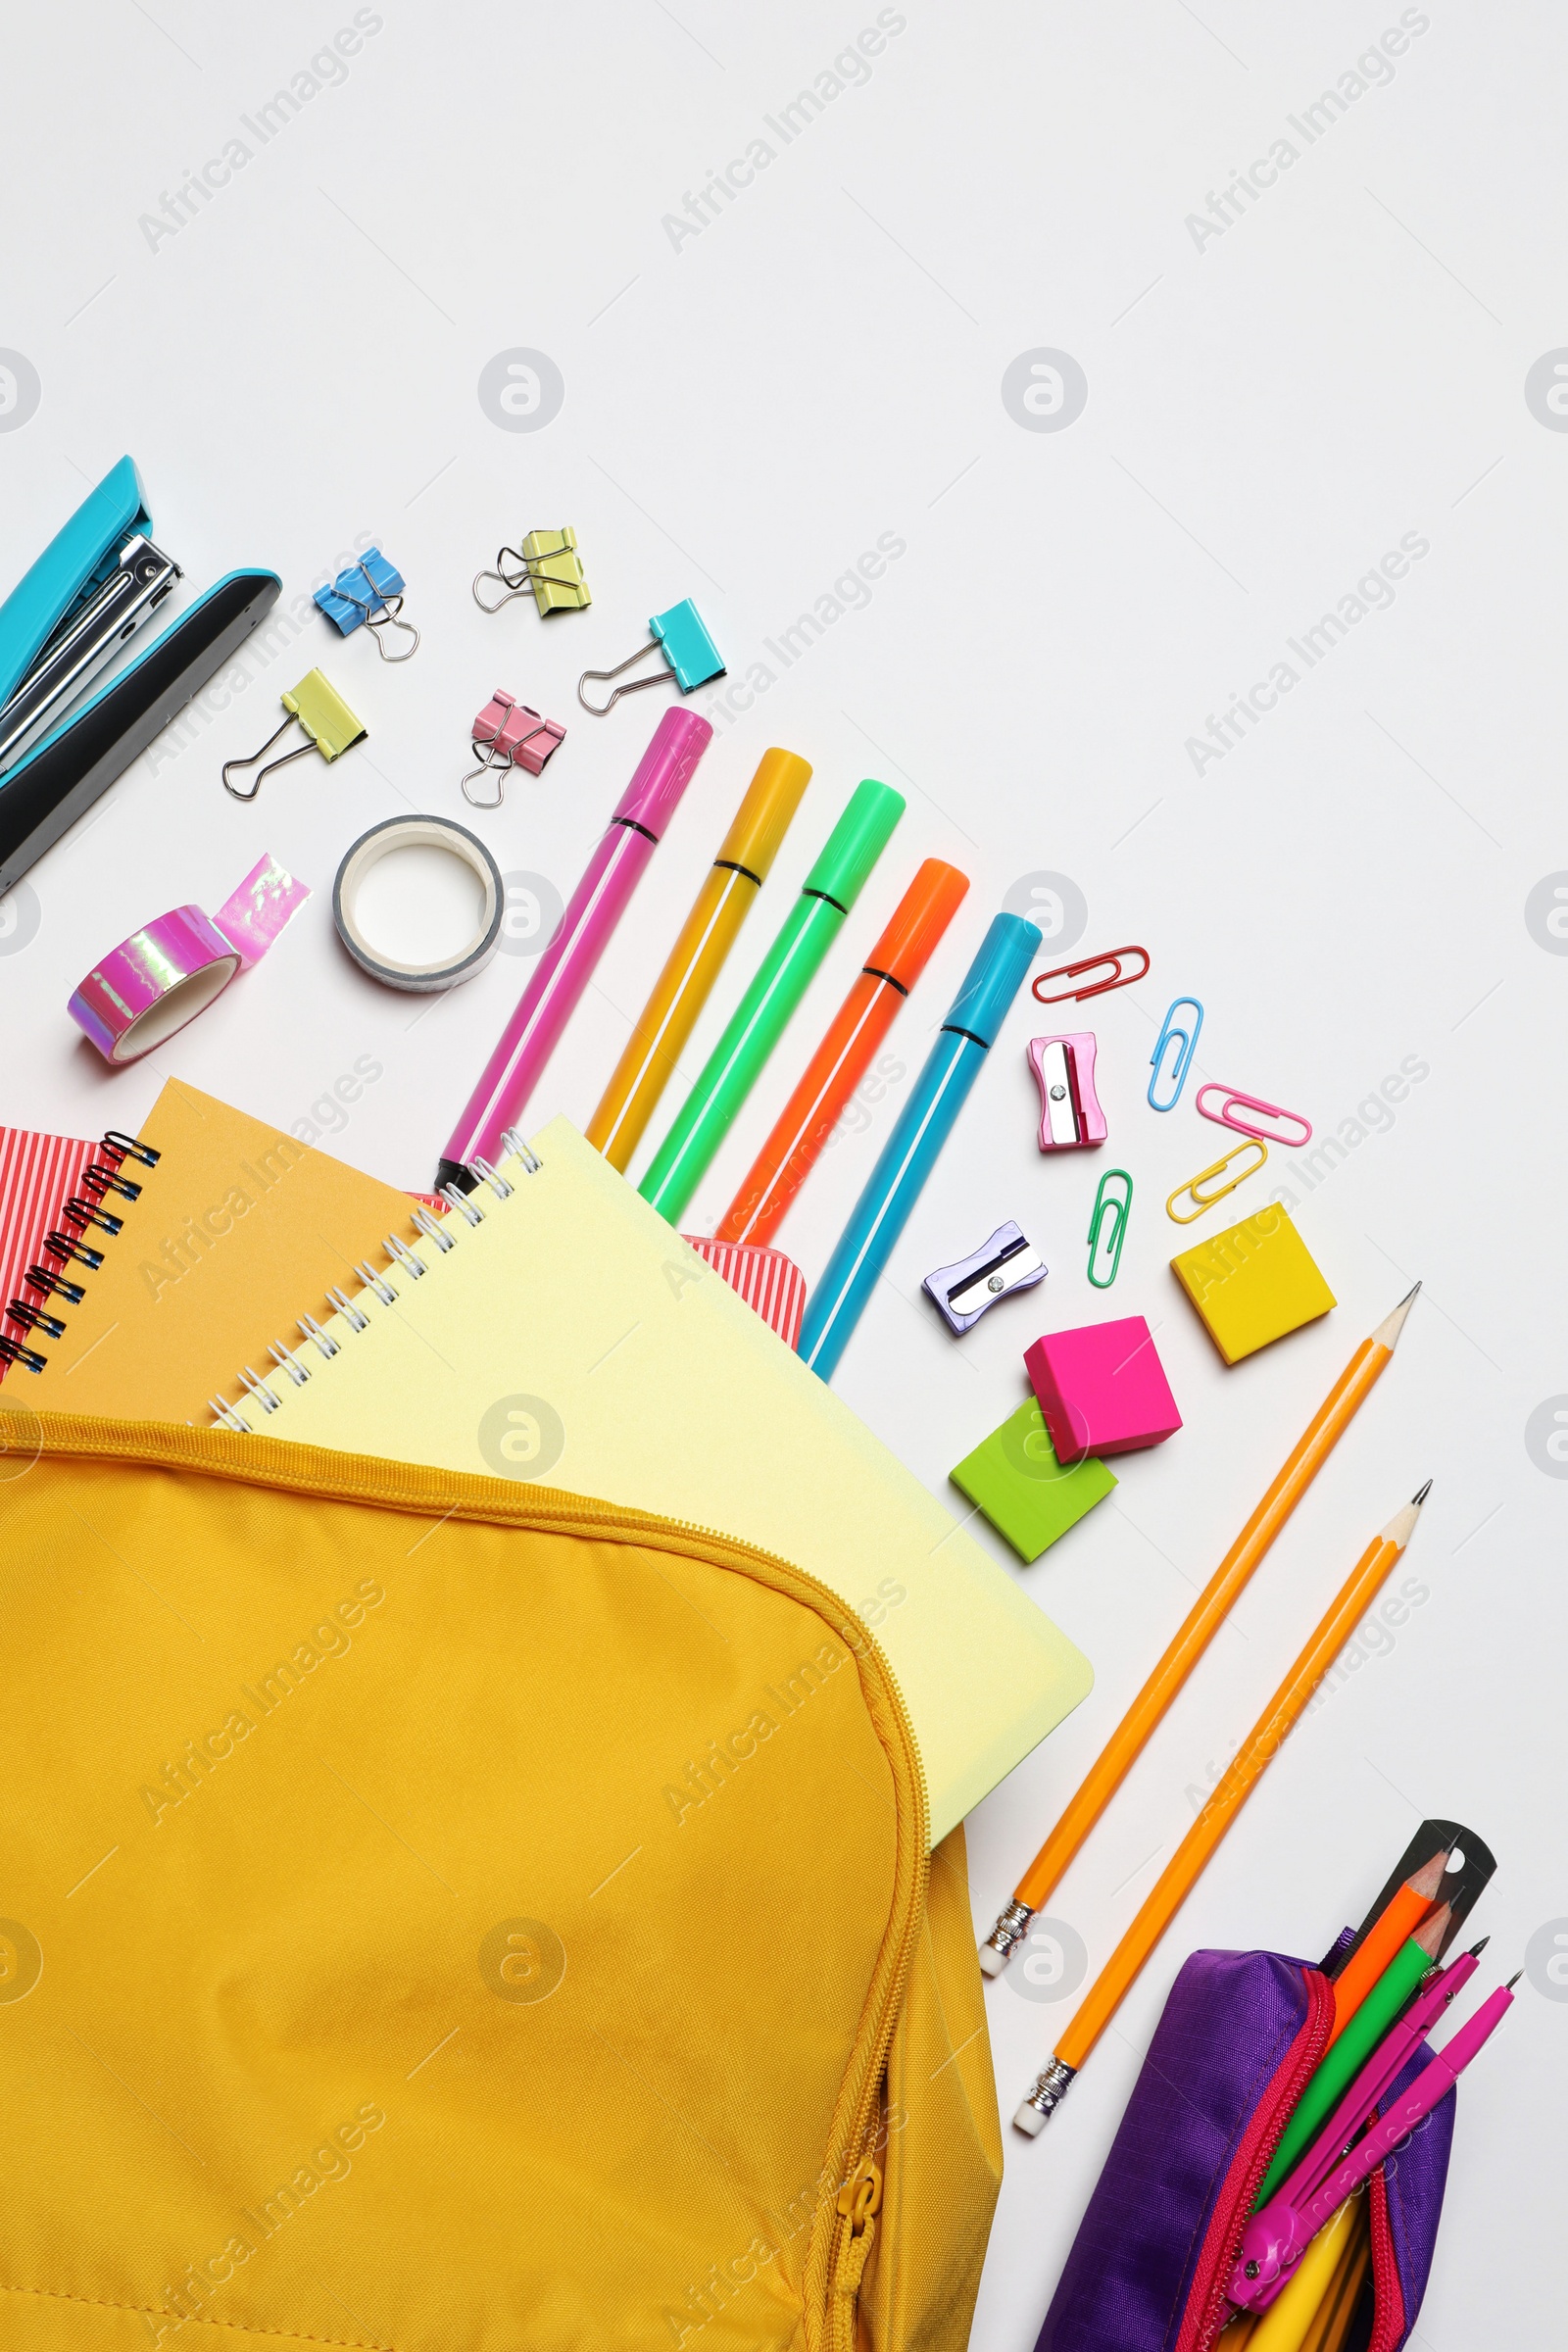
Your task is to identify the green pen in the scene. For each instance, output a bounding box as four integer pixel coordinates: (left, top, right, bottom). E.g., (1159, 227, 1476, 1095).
(639, 777, 905, 1222)
(1254, 1909, 1451, 2204)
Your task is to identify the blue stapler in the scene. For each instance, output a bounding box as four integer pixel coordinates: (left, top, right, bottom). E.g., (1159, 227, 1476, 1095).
(0, 458, 280, 894)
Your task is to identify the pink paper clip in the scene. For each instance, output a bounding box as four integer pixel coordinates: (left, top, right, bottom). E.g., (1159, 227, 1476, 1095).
(1031, 943, 1150, 1006)
(463, 690, 566, 808)
(1195, 1084, 1312, 1149)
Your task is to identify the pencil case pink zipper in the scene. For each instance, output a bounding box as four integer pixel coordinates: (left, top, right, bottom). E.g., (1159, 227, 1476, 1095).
(1035, 1946, 1456, 2352)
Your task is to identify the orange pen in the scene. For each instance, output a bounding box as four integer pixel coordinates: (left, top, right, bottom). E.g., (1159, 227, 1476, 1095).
(587, 747, 811, 1171)
(713, 858, 969, 1247)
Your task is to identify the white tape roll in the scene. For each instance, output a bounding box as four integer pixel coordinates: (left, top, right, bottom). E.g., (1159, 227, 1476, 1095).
(333, 815, 505, 991)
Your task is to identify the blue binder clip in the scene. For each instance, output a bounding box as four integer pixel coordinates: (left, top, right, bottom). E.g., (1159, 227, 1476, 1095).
(0, 456, 279, 896)
(1148, 995, 1203, 1111)
(577, 597, 724, 715)
(314, 547, 418, 662)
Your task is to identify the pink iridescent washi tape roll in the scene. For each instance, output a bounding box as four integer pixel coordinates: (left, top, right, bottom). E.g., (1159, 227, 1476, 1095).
(68, 854, 310, 1064)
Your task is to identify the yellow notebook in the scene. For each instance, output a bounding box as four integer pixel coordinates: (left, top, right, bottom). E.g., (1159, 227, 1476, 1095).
(215, 1120, 1094, 1839)
(24, 1080, 416, 1422)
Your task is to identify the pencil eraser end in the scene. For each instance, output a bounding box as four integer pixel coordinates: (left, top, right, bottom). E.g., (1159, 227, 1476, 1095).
(1012, 2099, 1047, 2136)
(977, 1943, 1007, 1979)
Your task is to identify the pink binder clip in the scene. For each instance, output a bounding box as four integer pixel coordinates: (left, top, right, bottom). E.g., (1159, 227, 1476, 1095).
(1195, 1084, 1312, 1150)
(463, 690, 566, 808)
(1028, 1033, 1107, 1151)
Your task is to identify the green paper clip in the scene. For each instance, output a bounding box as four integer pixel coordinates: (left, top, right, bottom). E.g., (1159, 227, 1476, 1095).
(1087, 1167, 1132, 1288)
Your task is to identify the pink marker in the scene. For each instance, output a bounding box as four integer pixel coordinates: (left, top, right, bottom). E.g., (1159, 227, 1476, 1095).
(437, 706, 712, 1190)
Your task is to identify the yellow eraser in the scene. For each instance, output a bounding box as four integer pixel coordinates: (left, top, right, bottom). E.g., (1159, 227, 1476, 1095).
(1171, 1205, 1336, 1365)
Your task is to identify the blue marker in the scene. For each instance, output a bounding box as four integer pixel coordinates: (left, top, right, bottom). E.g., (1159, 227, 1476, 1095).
(798, 911, 1042, 1381)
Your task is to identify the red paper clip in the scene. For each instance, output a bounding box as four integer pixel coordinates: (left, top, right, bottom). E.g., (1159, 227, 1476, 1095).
(1031, 943, 1150, 1006)
(1195, 1084, 1312, 1149)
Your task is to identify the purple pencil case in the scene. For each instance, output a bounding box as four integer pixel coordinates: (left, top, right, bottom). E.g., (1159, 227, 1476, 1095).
(1037, 1947, 1455, 2352)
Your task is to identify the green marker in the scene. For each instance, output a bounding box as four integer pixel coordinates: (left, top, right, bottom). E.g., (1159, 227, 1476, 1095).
(640, 778, 905, 1222)
(1255, 1933, 1433, 2203)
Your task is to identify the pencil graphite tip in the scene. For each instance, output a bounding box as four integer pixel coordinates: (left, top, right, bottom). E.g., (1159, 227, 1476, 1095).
(1468, 1936, 1490, 1958)
(1505, 1969, 1522, 1990)
(1411, 1479, 1433, 1505)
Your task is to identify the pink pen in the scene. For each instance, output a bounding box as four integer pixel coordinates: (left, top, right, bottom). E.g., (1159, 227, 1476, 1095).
(436, 705, 712, 1190)
(1228, 1967, 1517, 2313)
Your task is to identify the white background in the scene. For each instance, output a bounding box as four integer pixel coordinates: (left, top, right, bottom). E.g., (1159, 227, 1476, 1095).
(3, 4, 1564, 2343)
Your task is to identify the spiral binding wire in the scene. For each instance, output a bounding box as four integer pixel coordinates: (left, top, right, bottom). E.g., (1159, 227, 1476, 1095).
(1, 1127, 163, 1375)
(208, 1134, 545, 1432)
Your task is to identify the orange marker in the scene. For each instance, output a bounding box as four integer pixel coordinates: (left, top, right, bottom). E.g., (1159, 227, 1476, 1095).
(713, 858, 969, 1246)
(1327, 1843, 1450, 2044)
(587, 747, 811, 1171)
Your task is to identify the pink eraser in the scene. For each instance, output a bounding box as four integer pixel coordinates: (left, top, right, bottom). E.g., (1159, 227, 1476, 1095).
(1024, 1316, 1182, 1461)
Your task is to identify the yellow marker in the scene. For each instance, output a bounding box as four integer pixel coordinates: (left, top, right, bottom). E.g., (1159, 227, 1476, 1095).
(1247, 2194, 1361, 2352)
(587, 747, 812, 1169)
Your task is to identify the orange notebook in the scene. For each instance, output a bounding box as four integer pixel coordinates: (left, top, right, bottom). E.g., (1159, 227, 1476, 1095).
(22, 1080, 416, 1422)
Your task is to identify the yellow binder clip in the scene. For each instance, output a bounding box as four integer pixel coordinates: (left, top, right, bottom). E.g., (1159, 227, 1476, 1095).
(221, 671, 368, 800)
(472, 526, 591, 617)
(1166, 1138, 1267, 1224)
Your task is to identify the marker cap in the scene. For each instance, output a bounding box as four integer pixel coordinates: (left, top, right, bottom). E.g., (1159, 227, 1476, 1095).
(944, 911, 1043, 1045)
(716, 747, 813, 878)
(612, 706, 715, 836)
(866, 859, 970, 990)
(803, 778, 906, 909)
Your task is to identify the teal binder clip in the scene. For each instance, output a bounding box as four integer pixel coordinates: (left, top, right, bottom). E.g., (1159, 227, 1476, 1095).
(577, 597, 724, 714)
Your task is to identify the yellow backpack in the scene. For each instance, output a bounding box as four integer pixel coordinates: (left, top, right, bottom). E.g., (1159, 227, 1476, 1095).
(0, 1415, 1002, 2351)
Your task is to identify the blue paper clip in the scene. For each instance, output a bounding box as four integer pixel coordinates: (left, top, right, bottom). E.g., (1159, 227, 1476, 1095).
(1148, 995, 1203, 1111)
(577, 597, 725, 714)
(314, 548, 418, 662)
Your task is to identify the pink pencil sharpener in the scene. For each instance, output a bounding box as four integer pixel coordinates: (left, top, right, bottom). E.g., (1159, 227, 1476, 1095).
(1029, 1032, 1106, 1151)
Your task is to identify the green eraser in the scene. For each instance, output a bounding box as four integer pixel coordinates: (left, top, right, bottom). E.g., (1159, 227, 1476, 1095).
(950, 1396, 1116, 1564)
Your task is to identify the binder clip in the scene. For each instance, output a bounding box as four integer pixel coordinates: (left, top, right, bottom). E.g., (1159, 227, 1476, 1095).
(221, 671, 367, 800)
(0, 454, 279, 896)
(923, 1221, 1046, 1336)
(313, 548, 419, 662)
(578, 599, 724, 715)
(472, 527, 591, 617)
(1148, 995, 1203, 1111)
(462, 690, 566, 808)
(1028, 1033, 1106, 1151)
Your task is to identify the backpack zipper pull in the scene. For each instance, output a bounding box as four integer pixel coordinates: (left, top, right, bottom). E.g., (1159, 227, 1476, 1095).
(833, 2152, 884, 2320)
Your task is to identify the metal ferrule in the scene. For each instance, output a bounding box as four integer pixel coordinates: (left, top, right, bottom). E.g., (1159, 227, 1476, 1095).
(1019, 2057, 1077, 2126)
(982, 1899, 1036, 1968)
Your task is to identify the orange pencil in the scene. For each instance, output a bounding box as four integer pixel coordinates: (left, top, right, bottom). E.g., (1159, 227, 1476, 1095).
(1327, 1843, 1450, 2044)
(1014, 1484, 1430, 2133)
(981, 1288, 1420, 1978)
(713, 858, 968, 1246)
